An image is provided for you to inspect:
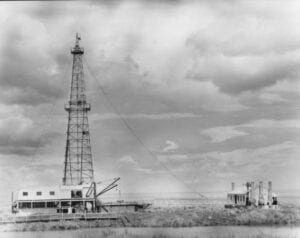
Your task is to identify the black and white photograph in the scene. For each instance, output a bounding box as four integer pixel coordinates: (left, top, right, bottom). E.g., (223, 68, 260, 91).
(0, 0, 299, 237)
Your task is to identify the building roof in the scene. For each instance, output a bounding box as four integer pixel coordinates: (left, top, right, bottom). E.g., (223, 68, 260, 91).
(16, 184, 94, 201)
(227, 186, 248, 195)
(228, 186, 277, 197)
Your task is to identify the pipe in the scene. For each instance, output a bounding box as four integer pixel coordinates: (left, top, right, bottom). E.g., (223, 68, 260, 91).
(268, 181, 272, 205)
(250, 181, 255, 203)
(231, 182, 235, 191)
(259, 181, 263, 205)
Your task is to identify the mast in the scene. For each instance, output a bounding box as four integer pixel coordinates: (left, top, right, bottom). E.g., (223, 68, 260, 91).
(63, 34, 94, 185)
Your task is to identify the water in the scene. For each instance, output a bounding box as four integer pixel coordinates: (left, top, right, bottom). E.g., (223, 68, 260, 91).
(0, 226, 300, 238)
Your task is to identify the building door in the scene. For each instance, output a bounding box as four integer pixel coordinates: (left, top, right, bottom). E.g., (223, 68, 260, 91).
(234, 195, 237, 204)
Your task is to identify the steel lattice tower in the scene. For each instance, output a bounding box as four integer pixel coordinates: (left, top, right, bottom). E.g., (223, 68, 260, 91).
(63, 34, 94, 186)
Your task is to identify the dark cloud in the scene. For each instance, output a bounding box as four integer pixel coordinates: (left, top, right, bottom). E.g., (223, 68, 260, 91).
(0, 146, 41, 156)
(86, 56, 168, 114)
(186, 32, 300, 95)
(0, 0, 299, 207)
(187, 57, 300, 95)
(0, 22, 68, 106)
(0, 131, 60, 156)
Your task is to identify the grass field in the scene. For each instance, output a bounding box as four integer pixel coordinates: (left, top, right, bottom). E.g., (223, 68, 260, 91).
(124, 204, 300, 227)
(0, 204, 299, 232)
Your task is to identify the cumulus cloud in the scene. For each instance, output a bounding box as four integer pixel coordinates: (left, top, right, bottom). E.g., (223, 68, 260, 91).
(0, 14, 68, 106)
(162, 140, 179, 152)
(0, 102, 63, 156)
(185, 0, 300, 95)
(0, 0, 299, 206)
(258, 93, 288, 105)
(201, 119, 300, 144)
(242, 119, 300, 129)
(118, 155, 153, 174)
(119, 155, 137, 165)
(0, 104, 37, 155)
(202, 127, 248, 143)
(0, 104, 33, 134)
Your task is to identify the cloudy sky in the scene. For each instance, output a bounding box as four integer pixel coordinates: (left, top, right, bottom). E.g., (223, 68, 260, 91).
(0, 0, 299, 207)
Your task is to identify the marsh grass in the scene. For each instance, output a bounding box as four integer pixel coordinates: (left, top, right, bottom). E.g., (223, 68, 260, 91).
(1, 205, 299, 232)
(122, 205, 299, 227)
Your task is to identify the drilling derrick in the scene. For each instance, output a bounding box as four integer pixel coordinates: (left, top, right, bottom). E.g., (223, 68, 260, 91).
(63, 34, 94, 186)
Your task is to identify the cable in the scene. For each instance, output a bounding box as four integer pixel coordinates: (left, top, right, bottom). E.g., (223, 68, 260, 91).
(84, 59, 206, 199)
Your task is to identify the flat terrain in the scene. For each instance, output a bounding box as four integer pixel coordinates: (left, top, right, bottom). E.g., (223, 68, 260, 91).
(1, 204, 299, 232)
(126, 204, 300, 227)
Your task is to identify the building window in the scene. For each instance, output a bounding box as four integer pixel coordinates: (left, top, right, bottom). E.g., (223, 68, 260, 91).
(22, 192, 28, 196)
(19, 202, 31, 209)
(33, 202, 45, 208)
(50, 191, 55, 196)
(36, 191, 42, 196)
(71, 201, 83, 207)
(71, 190, 82, 198)
(47, 201, 58, 208)
(61, 201, 70, 207)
